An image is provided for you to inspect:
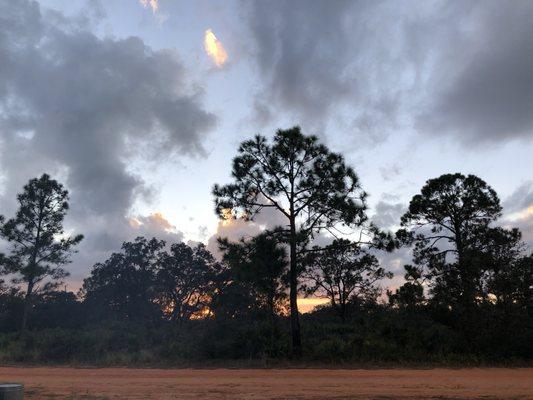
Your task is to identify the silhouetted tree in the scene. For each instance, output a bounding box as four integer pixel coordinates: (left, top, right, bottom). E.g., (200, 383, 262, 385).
(479, 228, 531, 310)
(82, 237, 164, 323)
(156, 243, 221, 322)
(218, 232, 287, 322)
(397, 173, 533, 348)
(387, 265, 425, 310)
(303, 239, 390, 322)
(31, 290, 83, 330)
(398, 173, 502, 312)
(0, 174, 83, 333)
(491, 253, 532, 310)
(0, 280, 24, 332)
(209, 274, 257, 320)
(213, 127, 374, 355)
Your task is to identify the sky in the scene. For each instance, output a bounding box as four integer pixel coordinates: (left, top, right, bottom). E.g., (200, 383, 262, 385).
(1, 0, 532, 294)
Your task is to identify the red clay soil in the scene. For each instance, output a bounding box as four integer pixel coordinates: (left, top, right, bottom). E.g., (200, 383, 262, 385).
(0, 366, 531, 399)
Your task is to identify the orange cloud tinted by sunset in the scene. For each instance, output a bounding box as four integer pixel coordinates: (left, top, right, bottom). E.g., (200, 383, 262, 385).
(139, 0, 158, 13)
(204, 29, 228, 67)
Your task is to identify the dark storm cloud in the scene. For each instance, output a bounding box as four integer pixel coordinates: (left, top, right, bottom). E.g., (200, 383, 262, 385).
(417, 1, 533, 143)
(0, 0, 215, 278)
(246, 0, 357, 121)
(244, 0, 406, 140)
(243, 0, 533, 144)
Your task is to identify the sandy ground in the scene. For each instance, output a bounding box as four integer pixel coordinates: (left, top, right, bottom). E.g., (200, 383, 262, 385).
(0, 366, 531, 399)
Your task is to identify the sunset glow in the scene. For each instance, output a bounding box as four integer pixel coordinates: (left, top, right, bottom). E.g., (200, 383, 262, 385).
(298, 297, 330, 313)
(204, 29, 228, 67)
(506, 205, 533, 222)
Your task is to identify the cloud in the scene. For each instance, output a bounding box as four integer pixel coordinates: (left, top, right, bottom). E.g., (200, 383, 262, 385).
(367, 198, 410, 289)
(371, 200, 406, 230)
(374, 246, 413, 293)
(129, 213, 184, 243)
(206, 203, 288, 258)
(242, 0, 428, 139)
(503, 182, 533, 214)
(0, 0, 215, 278)
(379, 164, 403, 182)
(244, 1, 356, 121)
(204, 29, 228, 68)
(243, 1, 533, 145)
(139, 0, 158, 14)
(502, 182, 533, 250)
(207, 218, 262, 258)
(416, 1, 533, 144)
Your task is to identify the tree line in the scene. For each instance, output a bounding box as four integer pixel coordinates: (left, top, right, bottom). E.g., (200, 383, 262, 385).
(0, 127, 531, 363)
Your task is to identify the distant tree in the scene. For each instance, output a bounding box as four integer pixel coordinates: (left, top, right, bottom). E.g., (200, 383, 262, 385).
(0, 174, 83, 333)
(31, 290, 83, 330)
(471, 228, 532, 354)
(0, 280, 24, 332)
(491, 253, 532, 310)
(209, 273, 257, 320)
(213, 127, 388, 355)
(303, 239, 390, 322)
(81, 237, 164, 323)
(397, 172, 533, 350)
(398, 173, 502, 313)
(387, 264, 425, 310)
(156, 243, 221, 322)
(479, 228, 531, 310)
(218, 232, 287, 323)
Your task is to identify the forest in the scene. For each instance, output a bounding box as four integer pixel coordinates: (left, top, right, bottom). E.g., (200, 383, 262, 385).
(0, 127, 531, 365)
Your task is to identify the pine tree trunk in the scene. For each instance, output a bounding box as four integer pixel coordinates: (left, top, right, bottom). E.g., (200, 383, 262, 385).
(289, 217, 302, 357)
(455, 222, 476, 342)
(20, 281, 34, 335)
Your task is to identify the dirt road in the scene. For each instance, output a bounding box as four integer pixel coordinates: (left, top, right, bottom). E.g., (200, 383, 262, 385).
(0, 366, 531, 399)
